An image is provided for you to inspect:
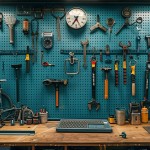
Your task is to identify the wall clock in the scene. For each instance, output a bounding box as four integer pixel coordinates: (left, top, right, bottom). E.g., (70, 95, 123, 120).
(66, 7, 87, 29)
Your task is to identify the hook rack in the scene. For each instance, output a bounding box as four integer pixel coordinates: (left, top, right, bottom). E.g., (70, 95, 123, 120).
(0, 50, 34, 55)
(60, 49, 148, 55)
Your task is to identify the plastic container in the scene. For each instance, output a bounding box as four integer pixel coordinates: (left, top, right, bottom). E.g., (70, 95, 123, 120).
(115, 108, 126, 125)
(141, 107, 148, 123)
(39, 112, 48, 124)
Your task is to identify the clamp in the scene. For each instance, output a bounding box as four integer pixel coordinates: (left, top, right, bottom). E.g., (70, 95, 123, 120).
(119, 132, 127, 138)
(64, 52, 80, 75)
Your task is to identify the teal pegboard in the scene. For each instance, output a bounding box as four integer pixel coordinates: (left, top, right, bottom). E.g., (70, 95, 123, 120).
(0, 4, 149, 119)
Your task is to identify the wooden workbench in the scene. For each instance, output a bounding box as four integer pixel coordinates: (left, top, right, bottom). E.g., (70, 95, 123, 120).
(0, 121, 150, 150)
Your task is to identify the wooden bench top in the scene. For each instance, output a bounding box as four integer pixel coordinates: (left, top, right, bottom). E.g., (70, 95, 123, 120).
(0, 121, 149, 147)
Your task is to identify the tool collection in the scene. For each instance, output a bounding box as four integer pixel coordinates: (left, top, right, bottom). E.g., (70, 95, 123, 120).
(0, 4, 150, 125)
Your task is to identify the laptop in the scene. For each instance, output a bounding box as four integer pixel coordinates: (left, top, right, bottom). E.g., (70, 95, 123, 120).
(56, 119, 112, 133)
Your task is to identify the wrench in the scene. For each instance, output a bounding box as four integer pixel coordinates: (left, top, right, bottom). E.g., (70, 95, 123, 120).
(52, 8, 66, 41)
(136, 35, 141, 59)
(81, 39, 89, 69)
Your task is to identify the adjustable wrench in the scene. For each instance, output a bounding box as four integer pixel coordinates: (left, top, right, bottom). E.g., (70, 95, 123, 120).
(81, 39, 89, 69)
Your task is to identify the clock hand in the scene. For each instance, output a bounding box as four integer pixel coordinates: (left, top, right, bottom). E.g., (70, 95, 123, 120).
(72, 18, 77, 25)
(76, 19, 81, 27)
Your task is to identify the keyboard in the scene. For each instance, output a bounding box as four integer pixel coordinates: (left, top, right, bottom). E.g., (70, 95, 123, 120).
(56, 119, 112, 133)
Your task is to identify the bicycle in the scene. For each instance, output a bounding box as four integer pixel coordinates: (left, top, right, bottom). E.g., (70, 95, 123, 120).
(0, 79, 16, 127)
(0, 79, 34, 127)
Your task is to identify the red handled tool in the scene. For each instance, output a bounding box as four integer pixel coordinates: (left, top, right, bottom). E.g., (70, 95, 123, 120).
(88, 51, 100, 110)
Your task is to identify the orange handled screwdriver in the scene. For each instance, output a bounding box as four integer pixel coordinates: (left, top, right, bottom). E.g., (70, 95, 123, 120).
(101, 67, 112, 100)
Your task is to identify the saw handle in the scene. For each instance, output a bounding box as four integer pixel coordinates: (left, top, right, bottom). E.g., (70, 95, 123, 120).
(9, 27, 14, 44)
(104, 79, 108, 100)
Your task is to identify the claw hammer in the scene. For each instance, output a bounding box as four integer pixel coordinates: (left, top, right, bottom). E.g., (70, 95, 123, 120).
(43, 79, 68, 107)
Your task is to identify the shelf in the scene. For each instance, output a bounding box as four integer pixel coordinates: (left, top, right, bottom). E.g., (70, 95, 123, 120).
(1, 0, 150, 4)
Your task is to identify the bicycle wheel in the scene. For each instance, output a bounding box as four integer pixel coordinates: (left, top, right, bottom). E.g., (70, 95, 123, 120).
(0, 92, 14, 120)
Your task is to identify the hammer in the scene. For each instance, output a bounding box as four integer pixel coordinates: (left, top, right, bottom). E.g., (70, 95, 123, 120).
(43, 79, 68, 107)
(101, 67, 112, 100)
(11, 64, 22, 103)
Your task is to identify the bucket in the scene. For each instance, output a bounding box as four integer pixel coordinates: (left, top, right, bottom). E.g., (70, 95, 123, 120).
(39, 112, 48, 124)
(115, 108, 126, 125)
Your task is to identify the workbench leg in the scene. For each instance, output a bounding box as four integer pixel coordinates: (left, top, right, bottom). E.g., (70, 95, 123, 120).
(99, 146, 103, 150)
(99, 145, 106, 150)
(31, 146, 35, 150)
(64, 146, 68, 150)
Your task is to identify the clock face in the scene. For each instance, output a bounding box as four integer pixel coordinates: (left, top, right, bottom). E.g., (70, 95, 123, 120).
(66, 7, 87, 29)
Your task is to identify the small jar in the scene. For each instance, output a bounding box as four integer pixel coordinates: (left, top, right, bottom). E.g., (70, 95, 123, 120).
(141, 107, 148, 123)
(26, 118, 33, 125)
(108, 115, 115, 124)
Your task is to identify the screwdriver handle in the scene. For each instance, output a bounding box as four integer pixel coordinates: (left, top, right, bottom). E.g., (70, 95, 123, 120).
(131, 66, 136, 96)
(55, 86, 59, 107)
(123, 60, 127, 84)
(132, 82, 135, 96)
(115, 70, 119, 86)
(104, 79, 108, 100)
(115, 61, 119, 86)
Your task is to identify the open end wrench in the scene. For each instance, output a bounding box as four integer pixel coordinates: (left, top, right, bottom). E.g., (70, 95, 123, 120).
(81, 39, 89, 69)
